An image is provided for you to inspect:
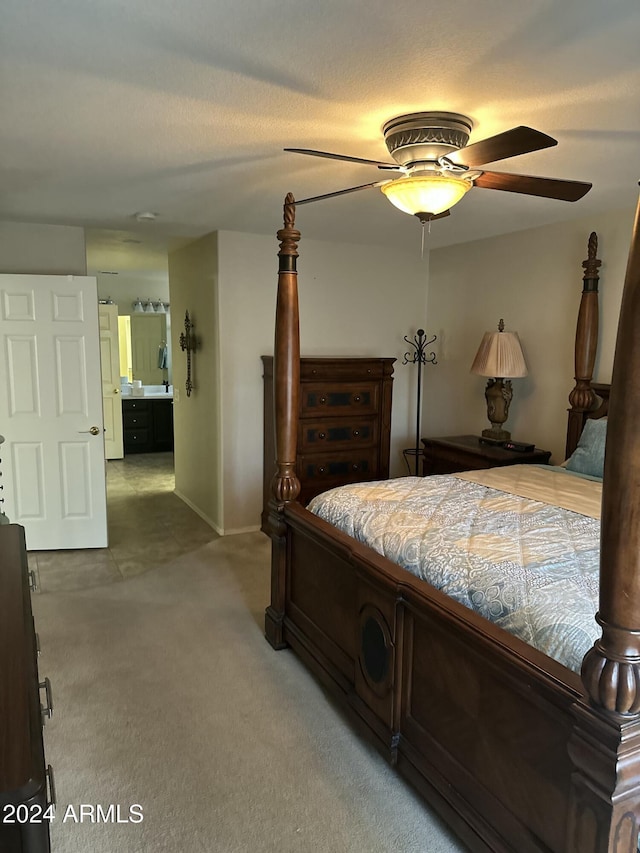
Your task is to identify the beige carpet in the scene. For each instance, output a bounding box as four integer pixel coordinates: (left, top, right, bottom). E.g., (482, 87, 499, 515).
(32, 532, 466, 853)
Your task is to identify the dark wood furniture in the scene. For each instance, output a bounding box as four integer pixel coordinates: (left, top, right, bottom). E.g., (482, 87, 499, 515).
(422, 434, 551, 475)
(0, 524, 53, 853)
(264, 196, 640, 853)
(123, 397, 174, 454)
(261, 355, 394, 527)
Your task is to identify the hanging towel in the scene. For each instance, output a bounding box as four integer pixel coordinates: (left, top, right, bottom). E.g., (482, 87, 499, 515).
(158, 344, 168, 369)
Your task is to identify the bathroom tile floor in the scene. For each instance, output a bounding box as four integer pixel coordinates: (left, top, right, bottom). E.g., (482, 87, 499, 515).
(29, 452, 219, 593)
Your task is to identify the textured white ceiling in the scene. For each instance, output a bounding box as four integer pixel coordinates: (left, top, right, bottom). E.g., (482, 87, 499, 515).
(2, 0, 640, 272)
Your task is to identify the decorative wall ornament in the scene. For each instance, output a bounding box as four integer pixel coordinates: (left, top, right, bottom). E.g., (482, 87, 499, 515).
(403, 329, 437, 475)
(179, 310, 196, 397)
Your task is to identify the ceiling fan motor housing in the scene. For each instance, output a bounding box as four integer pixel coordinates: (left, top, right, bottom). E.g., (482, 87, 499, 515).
(383, 111, 473, 168)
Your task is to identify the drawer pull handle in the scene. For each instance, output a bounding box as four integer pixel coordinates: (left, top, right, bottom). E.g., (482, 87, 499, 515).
(46, 765, 57, 808)
(319, 396, 326, 404)
(352, 464, 359, 471)
(29, 569, 38, 592)
(40, 677, 54, 724)
(354, 395, 361, 402)
(318, 466, 326, 474)
(318, 432, 326, 440)
(353, 430, 360, 437)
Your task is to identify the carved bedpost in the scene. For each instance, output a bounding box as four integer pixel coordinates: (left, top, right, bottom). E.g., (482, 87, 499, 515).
(567, 199, 640, 852)
(582, 200, 640, 713)
(265, 194, 301, 650)
(566, 232, 600, 458)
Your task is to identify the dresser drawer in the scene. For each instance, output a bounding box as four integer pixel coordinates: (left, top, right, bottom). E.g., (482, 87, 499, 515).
(301, 360, 386, 381)
(298, 448, 379, 487)
(122, 399, 151, 413)
(300, 382, 379, 416)
(124, 428, 150, 447)
(123, 409, 150, 429)
(299, 417, 378, 452)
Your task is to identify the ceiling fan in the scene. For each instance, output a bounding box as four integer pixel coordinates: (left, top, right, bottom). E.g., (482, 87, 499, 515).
(285, 111, 592, 222)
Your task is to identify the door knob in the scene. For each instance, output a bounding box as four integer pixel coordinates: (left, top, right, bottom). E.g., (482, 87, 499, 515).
(78, 426, 101, 435)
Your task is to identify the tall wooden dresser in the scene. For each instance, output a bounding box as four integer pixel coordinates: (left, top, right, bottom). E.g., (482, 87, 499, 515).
(0, 524, 53, 853)
(262, 356, 395, 529)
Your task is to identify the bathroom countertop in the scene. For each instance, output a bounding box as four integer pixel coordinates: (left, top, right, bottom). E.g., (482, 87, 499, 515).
(121, 393, 174, 400)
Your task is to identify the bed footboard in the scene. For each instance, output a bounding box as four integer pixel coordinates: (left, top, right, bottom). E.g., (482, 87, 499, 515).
(280, 504, 640, 853)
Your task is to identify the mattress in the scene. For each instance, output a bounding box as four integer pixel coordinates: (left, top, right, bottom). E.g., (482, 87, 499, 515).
(307, 465, 602, 673)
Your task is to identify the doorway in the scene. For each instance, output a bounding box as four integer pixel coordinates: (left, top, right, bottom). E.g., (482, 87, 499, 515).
(30, 453, 218, 590)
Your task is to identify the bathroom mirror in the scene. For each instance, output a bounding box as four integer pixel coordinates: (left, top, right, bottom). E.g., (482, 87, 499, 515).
(118, 312, 172, 385)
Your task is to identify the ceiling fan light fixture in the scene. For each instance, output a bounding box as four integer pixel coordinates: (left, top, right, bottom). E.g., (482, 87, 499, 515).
(381, 174, 472, 217)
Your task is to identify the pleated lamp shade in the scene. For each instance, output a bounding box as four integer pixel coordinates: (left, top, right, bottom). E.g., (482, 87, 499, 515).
(470, 321, 527, 379)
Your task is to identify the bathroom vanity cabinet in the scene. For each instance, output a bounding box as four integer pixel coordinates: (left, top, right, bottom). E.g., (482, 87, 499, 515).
(123, 398, 174, 454)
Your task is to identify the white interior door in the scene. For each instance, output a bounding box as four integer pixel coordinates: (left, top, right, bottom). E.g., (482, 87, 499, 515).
(0, 274, 108, 550)
(99, 304, 124, 459)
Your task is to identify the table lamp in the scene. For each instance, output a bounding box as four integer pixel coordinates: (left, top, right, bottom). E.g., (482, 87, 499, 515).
(470, 319, 527, 445)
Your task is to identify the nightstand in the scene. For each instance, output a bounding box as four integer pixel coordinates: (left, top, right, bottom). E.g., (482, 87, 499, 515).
(422, 434, 551, 475)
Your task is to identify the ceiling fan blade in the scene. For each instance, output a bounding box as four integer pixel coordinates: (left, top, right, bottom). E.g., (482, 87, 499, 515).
(295, 180, 391, 205)
(284, 148, 400, 170)
(449, 126, 557, 167)
(474, 170, 592, 201)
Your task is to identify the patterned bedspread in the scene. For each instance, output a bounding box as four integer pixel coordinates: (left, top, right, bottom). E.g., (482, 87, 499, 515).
(307, 467, 602, 673)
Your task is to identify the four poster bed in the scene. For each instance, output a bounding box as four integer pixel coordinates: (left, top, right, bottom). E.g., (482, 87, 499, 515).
(264, 194, 640, 853)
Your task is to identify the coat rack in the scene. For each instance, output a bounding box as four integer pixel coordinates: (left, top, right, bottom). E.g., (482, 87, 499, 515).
(179, 310, 196, 397)
(403, 329, 437, 475)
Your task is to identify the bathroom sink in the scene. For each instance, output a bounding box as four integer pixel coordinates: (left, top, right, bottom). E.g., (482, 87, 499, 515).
(120, 384, 173, 398)
(143, 384, 173, 396)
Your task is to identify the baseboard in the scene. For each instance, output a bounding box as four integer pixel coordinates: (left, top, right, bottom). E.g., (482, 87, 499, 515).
(173, 489, 223, 535)
(173, 490, 260, 537)
(223, 524, 261, 536)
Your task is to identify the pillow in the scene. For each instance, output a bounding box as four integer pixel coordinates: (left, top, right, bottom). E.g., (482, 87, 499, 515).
(565, 417, 607, 479)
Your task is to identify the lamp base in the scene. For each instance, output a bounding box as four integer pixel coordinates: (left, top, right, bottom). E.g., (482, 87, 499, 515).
(479, 426, 511, 446)
(479, 379, 514, 447)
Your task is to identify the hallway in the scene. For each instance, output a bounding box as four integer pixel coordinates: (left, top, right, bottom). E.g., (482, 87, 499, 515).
(29, 453, 219, 592)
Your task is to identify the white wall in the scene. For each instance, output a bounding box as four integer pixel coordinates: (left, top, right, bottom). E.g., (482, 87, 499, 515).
(0, 222, 86, 274)
(95, 271, 169, 317)
(426, 206, 635, 462)
(216, 230, 429, 533)
(168, 233, 223, 531)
